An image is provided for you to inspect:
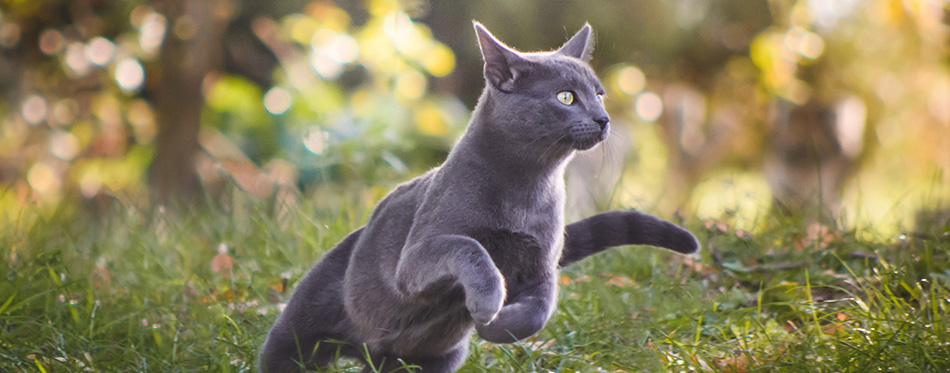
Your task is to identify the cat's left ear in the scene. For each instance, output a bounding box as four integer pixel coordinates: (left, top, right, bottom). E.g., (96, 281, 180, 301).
(557, 23, 594, 62)
(474, 21, 527, 92)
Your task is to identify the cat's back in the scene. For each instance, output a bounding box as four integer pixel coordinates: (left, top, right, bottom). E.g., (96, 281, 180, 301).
(351, 168, 437, 265)
(367, 169, 436, 226)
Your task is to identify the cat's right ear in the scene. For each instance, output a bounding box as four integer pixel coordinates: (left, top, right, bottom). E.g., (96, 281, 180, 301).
(557, 23, 594, 62)
(474, 21, 525, 93)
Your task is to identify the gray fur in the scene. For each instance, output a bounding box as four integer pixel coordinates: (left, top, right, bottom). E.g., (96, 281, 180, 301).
(260, 22, 699, 373)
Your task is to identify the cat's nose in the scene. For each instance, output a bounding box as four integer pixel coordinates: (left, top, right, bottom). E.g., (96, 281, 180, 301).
(594, 116, 609, 130)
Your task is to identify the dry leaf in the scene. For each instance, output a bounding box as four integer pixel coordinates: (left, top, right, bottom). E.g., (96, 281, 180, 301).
(605, 274, 635, 288)
(559, 274, 572, 286)
(212, 253, 233, 274)
(522, 338, 555, 351)
(211, 243, 233, 275)
(712, 354, 751, 373)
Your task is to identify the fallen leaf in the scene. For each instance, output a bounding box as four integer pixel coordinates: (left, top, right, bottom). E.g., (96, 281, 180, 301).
(823, 323, 842, 335)
(212, 242, 233, 275)
(522, 338, 555, 351)
(559, 275, 572, 286)
(784, 320, 799, 333)
(605, 274, 635, 288)
(712, 354, 751, 373)
(211, 253, 233, 274)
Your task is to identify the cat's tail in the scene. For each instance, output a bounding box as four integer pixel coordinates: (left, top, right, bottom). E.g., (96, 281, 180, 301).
(560, 210, 700, 267)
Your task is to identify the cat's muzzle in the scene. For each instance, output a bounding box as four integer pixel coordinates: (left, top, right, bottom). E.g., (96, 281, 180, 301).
(570, 119, 609, 150)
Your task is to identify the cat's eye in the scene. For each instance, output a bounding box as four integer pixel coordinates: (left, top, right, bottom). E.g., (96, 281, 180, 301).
(556, 91, 574, 105)
(596, 94, 605, 105)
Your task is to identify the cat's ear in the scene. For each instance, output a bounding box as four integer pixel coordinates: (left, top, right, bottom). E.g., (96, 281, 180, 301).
(474, 21, 526, 92)
(557, 23, 594, 62)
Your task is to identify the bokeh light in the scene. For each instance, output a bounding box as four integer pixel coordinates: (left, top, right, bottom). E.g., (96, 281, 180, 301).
(0, 22, 20, 48)
(173, 15, 198, 40)
(139, 12, 167, 55)
(383, 12, 424, 56)
(306, 27, 360, 80)
(634, 92, 663, 122)
(395, 70, 426, 100)
(21, 95, 48, 125)
(129, 5, 153, 28)
(78, 165, 103, 198)
(617, 66, 646, 95)
(784, 27, 824, 59)
(835, 96, 867, 158)
(420, 44, 455, 77)
(287, 14, 318, 44)
(86, 37, 116, 66)
(52, 98, 78, 127)
(27, 162, 61, 197)
(310, 53, 343, 79)
(311, 29, 359, 64)
(807, 0, 859, 29)
(303, 128, 329, 155)
(50, 131, 81, 161)
(38, 29, 64, 55)
(263, 87, 292, 115)
(64, 42, 91, 76)
(115, 58, 145, 93)
(414, 102, 449, 136)
(127, 99, 157, 144)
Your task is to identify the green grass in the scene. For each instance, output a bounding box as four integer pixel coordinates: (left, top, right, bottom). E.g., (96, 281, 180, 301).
(1, 192, 949, 372)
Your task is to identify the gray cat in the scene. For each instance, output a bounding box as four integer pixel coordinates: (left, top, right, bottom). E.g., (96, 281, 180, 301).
(259, 22, 700, 373)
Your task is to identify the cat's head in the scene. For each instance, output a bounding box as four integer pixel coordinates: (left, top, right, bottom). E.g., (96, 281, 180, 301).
(473, 22, 610, 153)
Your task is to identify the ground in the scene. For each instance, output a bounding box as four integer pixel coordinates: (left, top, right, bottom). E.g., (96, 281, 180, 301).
(1, 193, 948, 372)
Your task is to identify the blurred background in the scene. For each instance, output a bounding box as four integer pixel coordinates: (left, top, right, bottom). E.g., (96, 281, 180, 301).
(0, 0, 947, 234)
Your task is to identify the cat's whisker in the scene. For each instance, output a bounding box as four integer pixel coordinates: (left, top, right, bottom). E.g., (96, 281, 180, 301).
(519, 132, 550, 154)
(598, 137, 610, 181)
(598, 132, 623, 209)
(604, 131, 621, 173)
(539, 132, 572, 163)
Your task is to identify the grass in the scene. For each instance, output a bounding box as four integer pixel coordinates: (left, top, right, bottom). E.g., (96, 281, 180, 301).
(1, 190, 949, 372)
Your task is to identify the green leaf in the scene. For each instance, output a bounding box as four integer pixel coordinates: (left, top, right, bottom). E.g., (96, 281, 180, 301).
(0, 291, 15, 314)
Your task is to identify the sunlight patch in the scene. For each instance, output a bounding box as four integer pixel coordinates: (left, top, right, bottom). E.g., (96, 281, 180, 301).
(691, 170, 772, 230)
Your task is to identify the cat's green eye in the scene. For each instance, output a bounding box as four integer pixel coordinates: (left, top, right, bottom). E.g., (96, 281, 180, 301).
(557, 91, 574, 105)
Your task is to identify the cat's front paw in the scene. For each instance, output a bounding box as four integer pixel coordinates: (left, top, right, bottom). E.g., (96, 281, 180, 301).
(465, 275, 506, 325)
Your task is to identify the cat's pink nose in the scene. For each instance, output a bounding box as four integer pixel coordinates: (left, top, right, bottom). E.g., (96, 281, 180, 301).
(594, 116, 609, 130)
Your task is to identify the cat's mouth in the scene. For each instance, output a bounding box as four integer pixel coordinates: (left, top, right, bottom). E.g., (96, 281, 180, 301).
(569, 122, 609, 150)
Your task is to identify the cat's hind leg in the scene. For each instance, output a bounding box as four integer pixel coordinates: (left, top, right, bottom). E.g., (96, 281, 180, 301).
(259, 330, 355, 372)
(260, 228, 364, 372)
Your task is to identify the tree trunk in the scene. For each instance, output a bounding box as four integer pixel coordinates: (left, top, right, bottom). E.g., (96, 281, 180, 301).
(148, 0, 216, 203)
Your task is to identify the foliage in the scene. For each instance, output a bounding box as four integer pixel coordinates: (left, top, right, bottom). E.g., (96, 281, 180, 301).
(0, 0, 465, 209)
(1, 0, 947, 228)
(1, 195, 948, 371)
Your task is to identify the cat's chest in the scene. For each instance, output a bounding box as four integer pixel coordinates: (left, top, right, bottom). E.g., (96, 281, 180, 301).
(496, 181, 564, 234)
(468, 228, 558, 285)
(501, 203, 557, 240)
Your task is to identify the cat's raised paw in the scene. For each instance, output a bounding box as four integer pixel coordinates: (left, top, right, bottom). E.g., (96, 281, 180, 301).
(465, 278, 506, 325)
